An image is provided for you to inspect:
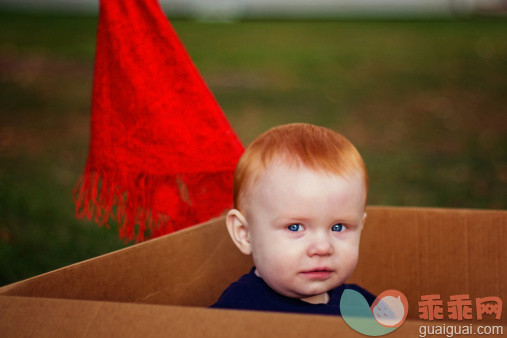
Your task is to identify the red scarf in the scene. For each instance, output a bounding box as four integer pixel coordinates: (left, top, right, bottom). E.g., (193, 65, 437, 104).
(74, 0, 244, 241)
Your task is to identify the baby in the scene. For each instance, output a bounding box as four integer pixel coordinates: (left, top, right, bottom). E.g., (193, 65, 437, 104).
(211, 123, 375, 315)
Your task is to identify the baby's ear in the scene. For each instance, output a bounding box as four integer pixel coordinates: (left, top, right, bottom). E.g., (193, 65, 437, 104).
(361, 212, 367, 229)
(226, 209, 252, 255)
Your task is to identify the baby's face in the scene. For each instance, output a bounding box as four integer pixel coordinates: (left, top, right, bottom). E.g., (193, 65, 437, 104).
(244, 163, 366, 303)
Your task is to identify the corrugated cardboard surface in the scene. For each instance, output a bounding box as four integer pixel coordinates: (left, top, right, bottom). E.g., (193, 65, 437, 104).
(0, 296, 463, 338)
(0, 206, 505, 336)
(0, 217, 252, 306)
(350, 207, 506, 324)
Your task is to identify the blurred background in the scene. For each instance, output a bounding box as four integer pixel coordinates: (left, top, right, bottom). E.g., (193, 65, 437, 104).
(0, 0, 506, 286)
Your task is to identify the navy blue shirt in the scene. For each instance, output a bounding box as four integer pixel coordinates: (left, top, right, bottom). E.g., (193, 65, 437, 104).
(211, 267, 376, 315)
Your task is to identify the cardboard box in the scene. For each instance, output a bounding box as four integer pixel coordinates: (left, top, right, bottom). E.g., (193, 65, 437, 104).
(0, 206, 505, 337)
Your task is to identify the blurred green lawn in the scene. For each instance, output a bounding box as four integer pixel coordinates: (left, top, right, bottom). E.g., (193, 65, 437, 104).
(0, 10, 506, 286)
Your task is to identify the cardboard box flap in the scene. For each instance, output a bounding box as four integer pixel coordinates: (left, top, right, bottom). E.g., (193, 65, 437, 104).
(0, 295, 444, 338)
(350, 207, 506, 323)
(0, 217, 253, 307)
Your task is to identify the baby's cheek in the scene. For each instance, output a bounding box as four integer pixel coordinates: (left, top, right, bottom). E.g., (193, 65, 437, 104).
(337, 243, 359, 261)
(336, 245, 360, 277)
(253, 242, 289, 268)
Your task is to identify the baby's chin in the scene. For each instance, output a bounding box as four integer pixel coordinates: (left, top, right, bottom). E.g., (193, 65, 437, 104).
(289, 283, 336, 300)
(262, 273, 340, 299)
(267, 283, 325, 300)
(300, 278, 344, 295)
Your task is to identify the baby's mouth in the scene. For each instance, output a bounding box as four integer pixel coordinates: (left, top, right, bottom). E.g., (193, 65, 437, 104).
(300, 268, 333, 280)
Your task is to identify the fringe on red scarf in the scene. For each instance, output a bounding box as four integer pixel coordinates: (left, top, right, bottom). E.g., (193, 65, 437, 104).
(73, 167, 237, 241)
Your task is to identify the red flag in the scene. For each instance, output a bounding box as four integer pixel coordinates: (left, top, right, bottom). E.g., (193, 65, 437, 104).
(73, 0, 244, 241)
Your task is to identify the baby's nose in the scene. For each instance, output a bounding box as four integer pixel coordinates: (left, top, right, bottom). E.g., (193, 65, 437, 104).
(307, 234, 334, 256)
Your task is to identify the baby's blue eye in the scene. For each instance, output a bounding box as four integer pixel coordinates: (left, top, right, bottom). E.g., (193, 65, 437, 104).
(332, 224, 345, 232)
(287, 224, 303, 232)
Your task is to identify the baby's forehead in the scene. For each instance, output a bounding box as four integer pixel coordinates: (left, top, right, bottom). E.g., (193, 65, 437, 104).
(260, 160, 363, 183)
(247, 161, 365, 198)
(241, 162, 367, 221)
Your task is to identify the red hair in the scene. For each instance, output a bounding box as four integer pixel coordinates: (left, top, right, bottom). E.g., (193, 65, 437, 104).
(233, 123, 368, 210)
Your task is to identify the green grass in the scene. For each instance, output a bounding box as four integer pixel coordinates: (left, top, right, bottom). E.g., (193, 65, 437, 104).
(0, 10, 506, 285)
